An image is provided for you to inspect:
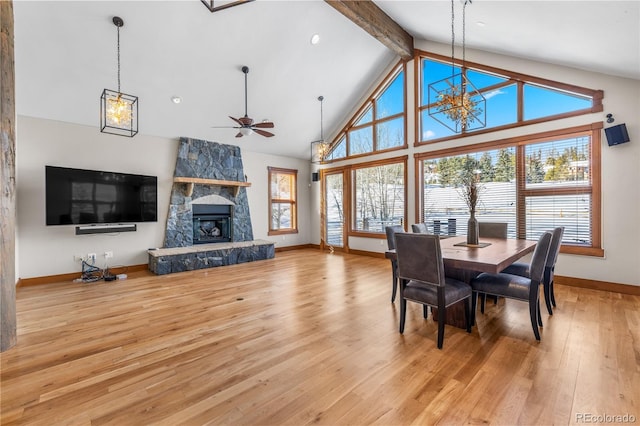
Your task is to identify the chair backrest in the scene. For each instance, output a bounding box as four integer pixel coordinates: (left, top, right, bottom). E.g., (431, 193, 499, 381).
(385, 225, 404, 250)
(546, 226, 564, 269)
(529, 231, 553, 285)
(394, 233, 445, 287)
(411, 223, 429, 234)
(543, 226, 564, 284)
(478, 222, 508, 238)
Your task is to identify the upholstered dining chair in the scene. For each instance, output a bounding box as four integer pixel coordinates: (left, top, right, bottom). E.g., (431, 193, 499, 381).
(394, 233, 473, 349)
(501, 226, 564, 315)
(411, 223, 429, 233)
(478, 222, 508, 239)
(471, 231, 553, 341)
(385, 225, 404, 302)
(477, 222, 508, 309)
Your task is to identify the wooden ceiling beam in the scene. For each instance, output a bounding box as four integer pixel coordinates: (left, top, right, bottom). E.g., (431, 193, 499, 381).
(325, 0, 414, 61)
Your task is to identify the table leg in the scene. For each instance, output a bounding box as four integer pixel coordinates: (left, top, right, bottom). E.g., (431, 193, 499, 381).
(431, 267, 479, 329)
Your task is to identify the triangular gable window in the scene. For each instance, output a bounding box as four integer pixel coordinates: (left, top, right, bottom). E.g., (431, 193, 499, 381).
(324, 62, 406, 162)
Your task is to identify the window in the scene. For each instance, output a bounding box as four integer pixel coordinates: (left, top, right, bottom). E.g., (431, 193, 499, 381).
(416, 124, 603, 256)
(352, 157, 406, 235)
(418, 53, 603, 144)
(268, 167, 297, 235)
(325, 62, 406, 161)
(421, 149, 517, 237)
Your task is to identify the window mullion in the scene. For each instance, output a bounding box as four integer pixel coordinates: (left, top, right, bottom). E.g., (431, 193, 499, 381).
(516, 145, 526, 239)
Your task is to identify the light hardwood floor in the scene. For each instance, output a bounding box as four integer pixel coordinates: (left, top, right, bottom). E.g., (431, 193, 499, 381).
(2, 249, 639, 425)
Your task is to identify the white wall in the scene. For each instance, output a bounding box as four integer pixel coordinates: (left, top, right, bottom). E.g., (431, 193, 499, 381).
(240, 151, 311, 248)
(16, 117, 311, 279)
(313, 42, 640, 287)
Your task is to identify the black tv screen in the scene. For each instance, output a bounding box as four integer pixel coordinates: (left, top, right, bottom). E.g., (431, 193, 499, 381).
(45, 166, 157, 226)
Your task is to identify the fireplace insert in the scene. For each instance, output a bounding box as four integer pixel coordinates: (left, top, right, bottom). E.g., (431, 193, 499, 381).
(192, 204, 233, 244)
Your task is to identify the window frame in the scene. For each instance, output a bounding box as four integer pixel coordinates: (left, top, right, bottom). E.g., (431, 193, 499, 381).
(349, 155, 408, 239)
(415, 50, 604, 146)
(414, 123, 604, 257)
(324, 61, 408, 163)
(267, 166, 298, 236)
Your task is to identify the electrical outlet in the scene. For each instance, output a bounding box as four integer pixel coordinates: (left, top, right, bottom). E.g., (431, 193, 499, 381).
(87, 253, 97, 263)
(104, 251, 114, 259)
(73, 254, 84, 262)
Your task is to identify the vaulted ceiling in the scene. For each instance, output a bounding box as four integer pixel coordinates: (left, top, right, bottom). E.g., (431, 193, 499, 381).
(13, 1, 639, 160)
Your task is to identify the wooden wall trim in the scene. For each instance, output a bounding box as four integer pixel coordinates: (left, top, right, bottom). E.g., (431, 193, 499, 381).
(274, 244, 317, 252)
(555, 275, 640, 296)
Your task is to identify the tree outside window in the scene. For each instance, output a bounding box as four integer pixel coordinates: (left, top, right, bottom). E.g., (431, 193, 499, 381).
(353, 160, 405, 233)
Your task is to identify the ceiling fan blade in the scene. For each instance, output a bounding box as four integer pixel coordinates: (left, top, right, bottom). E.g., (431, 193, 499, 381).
(211, 126, 240, 129)
(254, 129, 275, 138)
(229, 116, 243, 126)
(235, 132, 244, 138)
(253, 121, 274, 129)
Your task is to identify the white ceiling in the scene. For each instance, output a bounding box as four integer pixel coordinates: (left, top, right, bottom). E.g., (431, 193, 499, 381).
(13, 1, 640, 160)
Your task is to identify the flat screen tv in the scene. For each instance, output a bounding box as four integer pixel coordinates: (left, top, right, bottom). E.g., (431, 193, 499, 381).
(45, 166, 157, 226)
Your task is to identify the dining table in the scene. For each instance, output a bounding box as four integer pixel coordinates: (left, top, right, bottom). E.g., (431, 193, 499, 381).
(385, 235, 537, 328)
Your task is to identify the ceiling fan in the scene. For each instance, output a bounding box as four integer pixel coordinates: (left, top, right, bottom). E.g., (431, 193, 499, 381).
(213, 66, 275, 138)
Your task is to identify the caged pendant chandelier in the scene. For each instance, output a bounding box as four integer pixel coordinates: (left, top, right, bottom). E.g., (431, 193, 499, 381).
(100, 16, 138, 137)
(310, 96, 329, 164)
(428, 0, 485, 133)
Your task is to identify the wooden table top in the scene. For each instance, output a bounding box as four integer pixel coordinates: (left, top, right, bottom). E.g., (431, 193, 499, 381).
(387, 236, 537, 274)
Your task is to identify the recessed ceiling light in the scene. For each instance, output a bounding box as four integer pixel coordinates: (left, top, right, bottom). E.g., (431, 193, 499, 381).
(310, 34, 320, 45)
(171, 96, 182, 104)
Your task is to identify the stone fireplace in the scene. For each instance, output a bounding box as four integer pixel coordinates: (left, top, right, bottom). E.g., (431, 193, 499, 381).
(149, 137, 274, 275)
(163, 138, 254, 248)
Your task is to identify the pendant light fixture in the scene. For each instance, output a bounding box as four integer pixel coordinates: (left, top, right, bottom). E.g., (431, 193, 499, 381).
(428, 0, 485, 133)
(311, 96, 329, 164)
(201, 0, 255, 13)
(100, 16, 138, 137)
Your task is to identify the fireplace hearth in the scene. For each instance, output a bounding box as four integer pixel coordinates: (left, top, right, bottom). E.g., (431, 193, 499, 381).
(192, 204, 233, 244)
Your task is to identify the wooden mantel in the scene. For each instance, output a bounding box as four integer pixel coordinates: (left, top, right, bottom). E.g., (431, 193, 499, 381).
(173, 177, 251, 197)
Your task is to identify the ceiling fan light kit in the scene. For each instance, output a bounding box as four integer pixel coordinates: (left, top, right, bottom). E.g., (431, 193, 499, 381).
(212, 65, 275, 138)
(100, 16, 138, 138)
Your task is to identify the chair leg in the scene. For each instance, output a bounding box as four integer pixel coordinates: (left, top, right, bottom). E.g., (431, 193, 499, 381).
(480, 293, 486, 314)
(550, 280, 557, 307)
(423, 305, 429, 319)
(529, 301, 541, 341)
(437, 304, 446, 349)
(391, 263, 398, 302)
(543, 281, 553, 315)
(537, 299, 543, 327)
(471, 291, 478, 326)
(464, 297, 472, 333)
(399, 297, 407, 334)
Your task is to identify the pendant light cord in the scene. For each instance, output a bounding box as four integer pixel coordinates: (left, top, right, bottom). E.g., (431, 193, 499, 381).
(116, 24, 121, 94)
(450, 0, 455, 77)
(463, 0, 468, 68)
(319, 96, 324, 141)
